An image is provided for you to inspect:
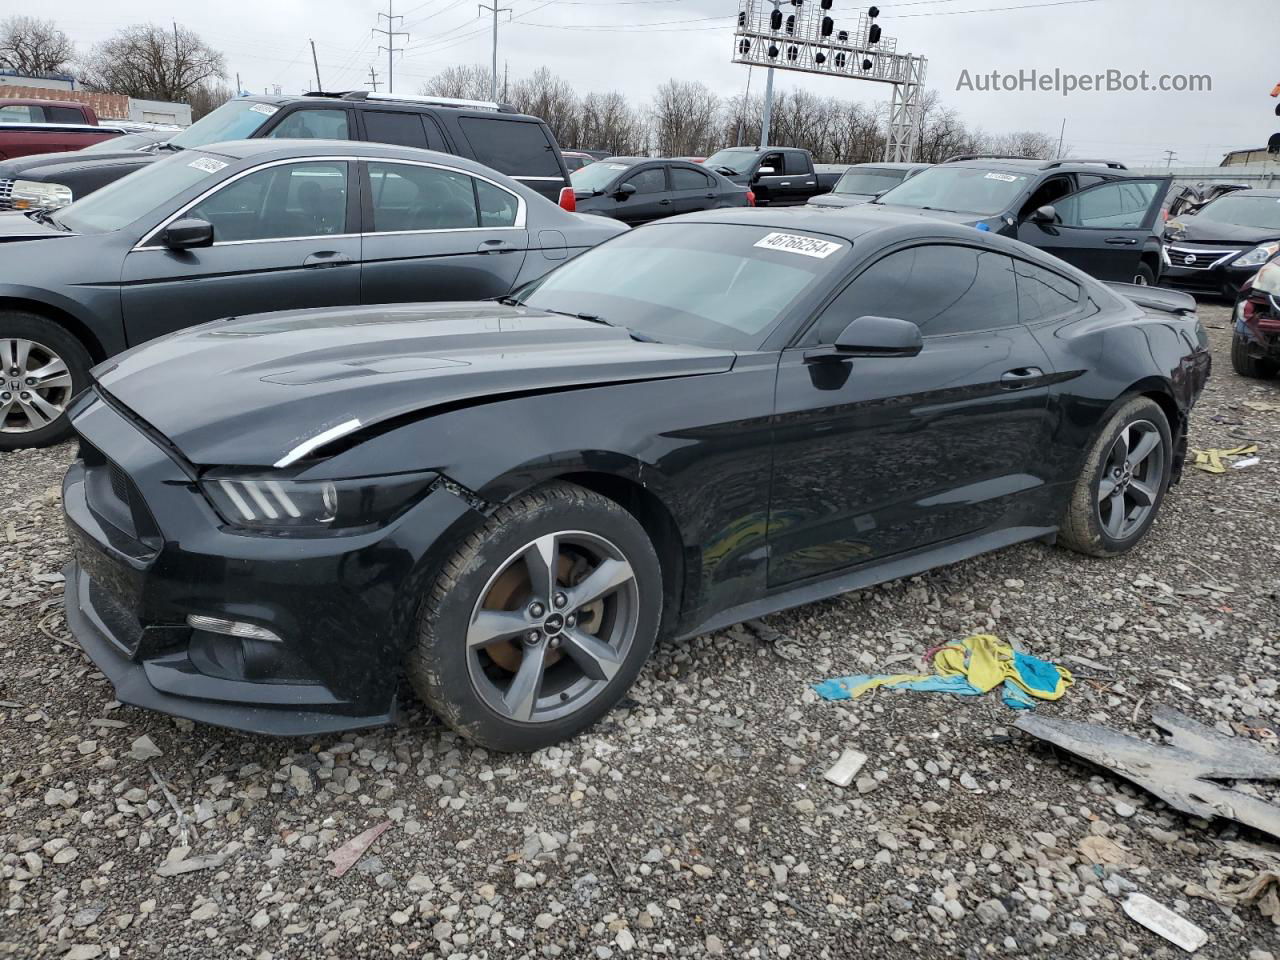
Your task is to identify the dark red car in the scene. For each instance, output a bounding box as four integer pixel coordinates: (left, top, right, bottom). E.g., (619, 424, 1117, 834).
(0, 98, 122, 160)
(1233, 260, 1280, 378)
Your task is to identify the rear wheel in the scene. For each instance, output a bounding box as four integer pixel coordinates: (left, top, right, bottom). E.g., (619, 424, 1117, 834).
(1230, 330, 1279, 379)
(407, 481, 662, 752)
(0, 313, 91, 450)
(1133, 263, 1155, 286)
(1058, 397, 1172, 558)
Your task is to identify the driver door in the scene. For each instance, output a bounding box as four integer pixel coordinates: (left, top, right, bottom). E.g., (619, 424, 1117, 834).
(120, 159, 361, 346)
(612, 164, 670, 226)
(753, 151, 789, 205)
(1017, 177, 1171, 282)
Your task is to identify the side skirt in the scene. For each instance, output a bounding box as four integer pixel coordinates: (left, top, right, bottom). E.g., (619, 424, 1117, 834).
(676, 525, 1058, 641)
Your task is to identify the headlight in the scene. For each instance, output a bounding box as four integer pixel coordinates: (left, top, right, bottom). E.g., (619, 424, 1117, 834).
(200, 471, 437, 534)
(10, 180, 74, 210)
(1233, 242, 1280, 268)
(1253, 261, 1280, 296)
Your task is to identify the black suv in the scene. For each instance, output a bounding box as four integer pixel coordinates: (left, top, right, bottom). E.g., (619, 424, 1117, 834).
(871, 156, 1171, 285)
(0, 91, 574, 210)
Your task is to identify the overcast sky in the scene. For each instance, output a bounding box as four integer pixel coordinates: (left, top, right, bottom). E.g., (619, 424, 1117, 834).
(52, 0, 1277, 167)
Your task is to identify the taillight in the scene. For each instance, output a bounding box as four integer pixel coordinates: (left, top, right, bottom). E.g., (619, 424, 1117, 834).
(558, 186, 576, 212)
(746, 190, 756, 207)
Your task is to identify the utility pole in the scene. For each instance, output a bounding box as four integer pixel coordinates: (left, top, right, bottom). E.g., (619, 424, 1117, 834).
(235, 72, 241, 97)
(310, 39, 322, 92)
(374, 2, 409, 94)
(1056, 118, 1065, 159)
(736, 66, 754, 146)
(759, 0, 781, 148)
(478, 1, 512, 103)
(1163, 149, 1178, 167)
(368, 66, 381, 92)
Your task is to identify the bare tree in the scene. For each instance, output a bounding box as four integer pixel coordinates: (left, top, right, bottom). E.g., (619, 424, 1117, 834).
(419, 65, 492, 101)
(983, 130, 1059, 159)
(78, 24, 225, 103)
(0, 16, 73, 74)
(579, 91, 648, 156)
(651, 79, 719, 157)
(509, 68, 581, 150)
(187, 82, 234, 121)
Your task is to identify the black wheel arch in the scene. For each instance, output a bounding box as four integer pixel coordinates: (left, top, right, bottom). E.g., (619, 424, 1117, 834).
(0, 295, 111, 363)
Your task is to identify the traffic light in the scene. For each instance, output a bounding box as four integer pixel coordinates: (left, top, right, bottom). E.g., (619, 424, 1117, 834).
(786, 45, 799, 61)
(770, 9, 782, 30)
(785, 14, 795, 34)
(820, 0, 833, 8)
(815, 52, 826, 64)
(868, 5, 880, 16)
(738, 11, 746, 27)
(739, 38, 751, 54)
(869, 24, 881, 43)
(834, 51, 847, 68)
(837, 29, 848, 42)
(861, 58, 873, 71)
(768, 43, 779, 57)
(821, 16, 833, 36)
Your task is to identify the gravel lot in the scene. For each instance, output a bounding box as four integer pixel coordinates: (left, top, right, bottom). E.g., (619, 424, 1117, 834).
(1, 299, 1277, 960)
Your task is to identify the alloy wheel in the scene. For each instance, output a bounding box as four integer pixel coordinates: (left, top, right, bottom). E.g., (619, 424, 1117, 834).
(0, 338, 74, 434)
(1133, 273, 1150, 286)
(466, 530, 640, 724)
(1097, 420, 1165, 541)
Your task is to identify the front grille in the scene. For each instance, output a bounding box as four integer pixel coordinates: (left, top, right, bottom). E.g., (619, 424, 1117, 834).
(0, 178, 13, 211)
(108, 461, 131, 506)
(88, 577, 144, 656)
(1166, 244, 1241, 271)
(79, 441, 161, 549)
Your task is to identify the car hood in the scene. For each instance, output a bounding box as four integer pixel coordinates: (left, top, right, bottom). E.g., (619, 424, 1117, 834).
(1164, 214, 1280, 246)
(808, 193, 874, 208)
(0, 150, 154, 180)
(93, 302, 737, 468)
(867, 202, 986, 226)
(0, 211, 74, 242)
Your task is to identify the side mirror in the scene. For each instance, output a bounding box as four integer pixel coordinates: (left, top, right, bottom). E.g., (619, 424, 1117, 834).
(822, 315, 923, 358)
(161, 217, 214, 250)
(613, 183, 637, 200)
(1030, 204, 1058, 224)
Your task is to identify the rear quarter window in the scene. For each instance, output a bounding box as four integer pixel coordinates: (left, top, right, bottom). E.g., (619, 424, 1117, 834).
(459, 117, 562, 178)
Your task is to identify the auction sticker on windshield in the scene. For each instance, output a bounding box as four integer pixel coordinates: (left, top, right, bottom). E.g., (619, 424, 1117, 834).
(249, 103, 279, 116)
(188, 156, 228, 174)
(984, 172, 1021, 182)
(754, 232, 842, 259)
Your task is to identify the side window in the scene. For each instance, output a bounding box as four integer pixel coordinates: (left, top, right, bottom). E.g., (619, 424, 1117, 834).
(476, 179, 519, 227)
(1015, 260, 1080, 324)
(266, 108, 350, 140)
(185, 162, 348, 243)
(671, 166, 712, 191)
(1075, 173, 1109, 188)
(810, 245, 1019, 343)
(627, 167, 667, 194)
(47, 106, 86, 124)
(0, 104, 40, 123)
(783, 152, 809, 175)
(759, 152, 785, 173)
(1019, 175, 1073, 219)
(367, 162, 478, 232)
(458, 117, 561, 177)
(363, 111, 428, 149)
(1056, 180, 1159, 229)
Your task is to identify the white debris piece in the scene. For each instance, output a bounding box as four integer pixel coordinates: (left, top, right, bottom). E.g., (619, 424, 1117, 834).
(823, 748, 869, 788)
(1122, 893, 1208, 952)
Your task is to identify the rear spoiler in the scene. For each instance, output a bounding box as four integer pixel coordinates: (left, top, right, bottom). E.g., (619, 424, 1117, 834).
(1105, 282, 1197, 317)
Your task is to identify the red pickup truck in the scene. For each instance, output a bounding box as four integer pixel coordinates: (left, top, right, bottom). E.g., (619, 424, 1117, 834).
(0, 98, 124, 160)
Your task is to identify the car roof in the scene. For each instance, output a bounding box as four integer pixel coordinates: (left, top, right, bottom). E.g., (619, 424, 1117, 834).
(0, 97, 91, 110)
(1231, 188, 1280, 199)
(844, 162, 929, 171)
(197, 138, 529, 182)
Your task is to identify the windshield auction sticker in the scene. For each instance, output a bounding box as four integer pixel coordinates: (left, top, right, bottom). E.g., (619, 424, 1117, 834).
(188, 156, 229, 174)
(249, 103, 279, 116)
(984, 172, 1021, 182)
(754, 232, 842, 259)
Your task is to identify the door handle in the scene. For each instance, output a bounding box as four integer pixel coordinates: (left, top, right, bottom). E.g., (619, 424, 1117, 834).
(1105, 237, 1139, 245)
(1000, 367, 1044, 388)
(303, 251, 353, 268)
(780, 181, 792, 186)
(704, 193, 716, 198)
(658, 199, 672, 205)
(476, 239, 515, 254)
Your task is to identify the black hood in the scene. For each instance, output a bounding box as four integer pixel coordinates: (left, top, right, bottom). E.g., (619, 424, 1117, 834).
(867, 202, 985, 226)
(1165, 213, 1280, 246)
(0, 150, 156, 181)
(93, 303, 736, 468)
(808, 193, 874, 209)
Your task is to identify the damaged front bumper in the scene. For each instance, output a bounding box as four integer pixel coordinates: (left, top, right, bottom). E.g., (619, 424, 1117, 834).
(61, 392, 477, 736)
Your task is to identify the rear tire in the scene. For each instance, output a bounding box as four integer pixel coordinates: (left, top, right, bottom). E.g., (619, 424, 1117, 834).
(1230, 330, 1278, 379)
(1058, 397, 1172, 558)
(407, 481, 662, 752)
(0, 312, 92, 451)
(1133, 263, 1155, 286)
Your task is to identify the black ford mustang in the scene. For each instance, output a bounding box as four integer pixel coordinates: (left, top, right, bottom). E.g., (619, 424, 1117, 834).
(62, 209, 1211, 751)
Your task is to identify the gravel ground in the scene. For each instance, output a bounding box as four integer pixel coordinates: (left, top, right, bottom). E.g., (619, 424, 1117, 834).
(1, 299, 1278, 960)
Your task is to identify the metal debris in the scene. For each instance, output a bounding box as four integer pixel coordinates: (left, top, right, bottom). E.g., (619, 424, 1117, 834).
(1122, 893, 1208, 952)
(1015, 705, 1280, 841)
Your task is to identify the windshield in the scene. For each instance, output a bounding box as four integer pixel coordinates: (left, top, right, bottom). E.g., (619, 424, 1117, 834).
(56, 151, 231, 234)
(833, 168, 910, 196)
(1195, 194, 1280, 231)
(877, 165, 1031, 216)
(571, 161, 632, 192)
(81, 133, 159, 154)
(704, 149, 757, 175)
(167, 99, 278, 149)
(516, 222, 848, 349)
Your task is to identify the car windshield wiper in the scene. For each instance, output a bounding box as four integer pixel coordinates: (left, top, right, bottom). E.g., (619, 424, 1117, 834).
(24, 208, 70, 231)
(495, 295, 523, 306)
(156, 141, 184, 151)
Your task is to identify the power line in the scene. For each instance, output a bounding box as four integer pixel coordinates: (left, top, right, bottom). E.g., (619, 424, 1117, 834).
(478, 0, 513, 101)
(374, 1, 410, 93)
(878, 0, 1108, 17)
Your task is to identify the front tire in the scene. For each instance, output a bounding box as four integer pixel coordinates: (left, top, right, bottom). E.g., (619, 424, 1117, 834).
(0, 313, 92, 450)
(1230, 330, 1278, 379)
(1058, 397, 1172, 558)
(407, 481, 662, 752)
(1133, 262, 1155, 286)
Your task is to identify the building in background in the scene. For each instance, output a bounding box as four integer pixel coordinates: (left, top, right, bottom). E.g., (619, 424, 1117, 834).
(0, 78, 191, 126)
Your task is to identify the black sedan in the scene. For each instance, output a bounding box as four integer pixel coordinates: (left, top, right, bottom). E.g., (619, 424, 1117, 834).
(807, 162, 930, 209)
(62, 208, 1210, 751)
(570, 156, 751, 225)
(0, 139, 625, 449)
(1163, 188, 1280, 299)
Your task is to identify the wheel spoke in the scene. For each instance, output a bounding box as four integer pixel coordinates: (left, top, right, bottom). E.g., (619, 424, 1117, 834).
(565, 557, 634, 611)
(559, 627, 623, 682)
(522, 534, 558, 606)
(467, 608, 530, 649)
(1128, 429, 1160, 467)
(1112, 426, 1130, 463)
(503, 645, 546, 722)
(1129, 480, 1156, 507)
(27, 357, 69, 389)
(1098, 475, 1119, 499)
(0, 395, 15, 424)
(17, 395, 50, 428)
(2, 339, 31, 374)
(1103, 490, 1127, 537)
